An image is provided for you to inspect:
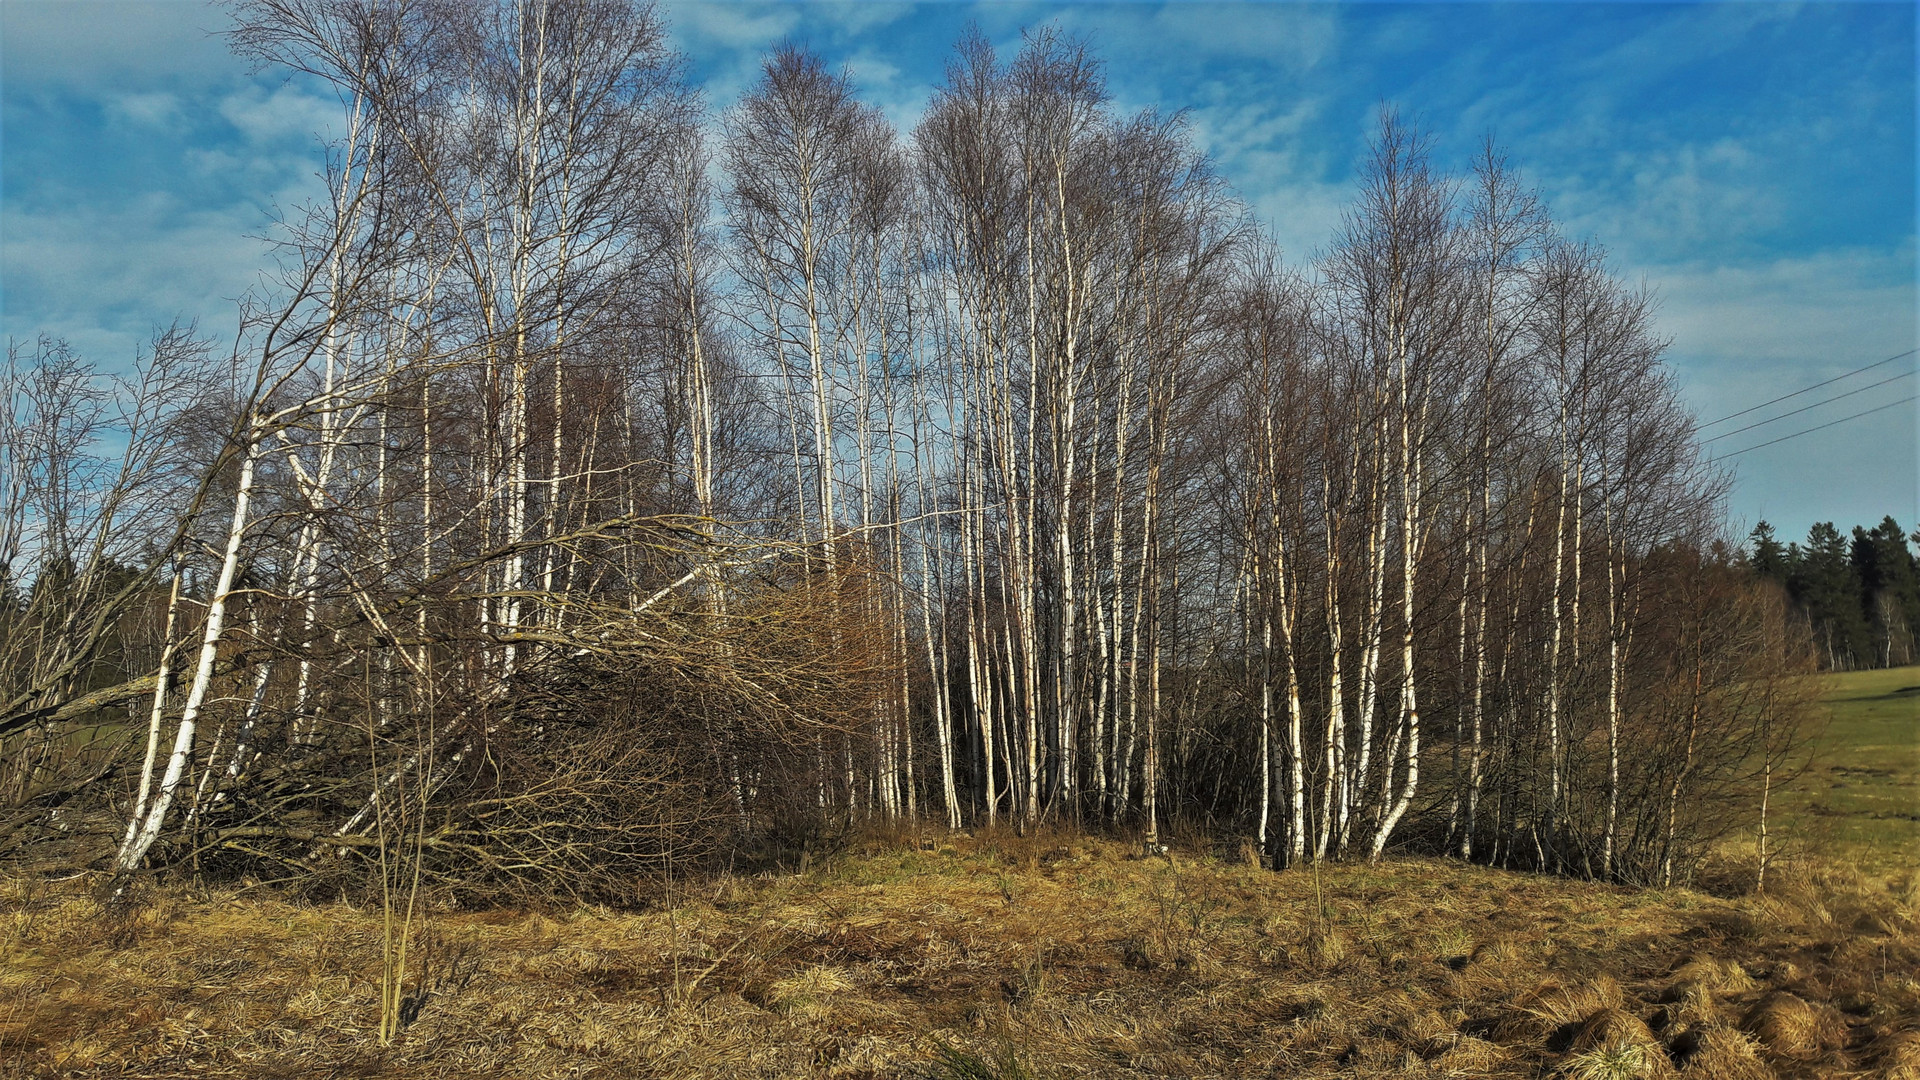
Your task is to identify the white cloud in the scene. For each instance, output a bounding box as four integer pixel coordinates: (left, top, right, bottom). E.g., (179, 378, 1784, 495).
(840, 47, 928, 134)
(105, 90, 183, 127)
(808, 2, 912, 37)
(661, 0, 804, 108)
(1539, 137, 1786, 266)
(1178, 95, 1345, 261)
(2, 76, 329, 368)
(216, 82, 339, 146)
(1055, 2, 1337, 76)
(1, 0, 236, 90)
(1, 191, 276, 363)
(1569, 3, 1804, 93)
(1643, 247, 1918, 538)
(664, 0, 803, 51)
(1649, 247, 1915, 386)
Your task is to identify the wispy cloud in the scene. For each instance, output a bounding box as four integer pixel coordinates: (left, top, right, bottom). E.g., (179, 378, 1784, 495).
(2, 4, 328, 365)
(105, 90, 184, 128)
(1661, 247, 1918, 534)
(1654, 247, 1917, 400)
(216, 82, 340, 147)
(2, 192, 276, 361)
(1, 0, 233, 90)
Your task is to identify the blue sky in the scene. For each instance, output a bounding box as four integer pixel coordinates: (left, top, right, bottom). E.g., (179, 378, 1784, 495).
(3, 0, 1914, 543)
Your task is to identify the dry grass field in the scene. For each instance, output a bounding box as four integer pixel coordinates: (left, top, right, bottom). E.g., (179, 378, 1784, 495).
(3, 664, 1913, 1079)
(2, 828, 1916, 1080)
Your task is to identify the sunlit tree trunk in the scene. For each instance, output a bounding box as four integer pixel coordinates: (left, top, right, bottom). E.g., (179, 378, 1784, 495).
(115, 423, 264, 875)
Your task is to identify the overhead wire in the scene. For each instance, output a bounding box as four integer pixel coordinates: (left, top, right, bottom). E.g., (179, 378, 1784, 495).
(1715, 394, 1917, 459)
(1702, 368, 1915, 443)
(1699, 348, 1916, 429)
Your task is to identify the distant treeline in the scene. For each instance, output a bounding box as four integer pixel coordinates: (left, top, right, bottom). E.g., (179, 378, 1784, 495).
(1746, 518, 1920, 670)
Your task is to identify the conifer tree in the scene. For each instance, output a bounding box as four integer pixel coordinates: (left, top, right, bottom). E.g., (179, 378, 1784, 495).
(1789, 522, 1870, 669)
(1852, 517, 1920, 666)
(1747, 521, 1788, 582)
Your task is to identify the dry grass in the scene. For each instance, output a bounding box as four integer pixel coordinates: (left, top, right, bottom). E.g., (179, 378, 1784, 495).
(1673, 1028, 1776, 1080)
(1738, 992, 1850, 1060)
(1, 831, 1914, 1079)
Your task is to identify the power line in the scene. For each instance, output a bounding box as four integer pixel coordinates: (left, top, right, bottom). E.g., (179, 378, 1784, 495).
(1716, 394, 1917, 459)
(1699, 348, 1916, 428)
(1702, 368, 1916, 443)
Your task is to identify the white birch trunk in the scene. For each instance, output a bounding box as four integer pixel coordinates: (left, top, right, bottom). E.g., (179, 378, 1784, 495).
(115, 423, 263, 875)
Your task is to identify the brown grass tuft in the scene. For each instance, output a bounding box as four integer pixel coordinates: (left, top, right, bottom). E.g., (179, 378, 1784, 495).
(1500, 976, 1627, 1042)
(1656, 983, 1727, 1033)
(1292, 923, 1348, 972)
(1897, 872, 1920, 914)
(1879, 1028, 1920, 1080)
(1433, 1033, 1510, 1073)
(1737, 991, 1849, 1059)
(768, 963, 856, 1020)
(1674, 1027, 1777, 1080)
(1669, 956, 1757, 994)
(1397, 1005, 1453, 1046)
(1473, 936, 1527, 967)
(1562, 1038, 1672, 1080)
(1562, 1009, 1672, 1078)
(1572, 1009, 1663, 1055)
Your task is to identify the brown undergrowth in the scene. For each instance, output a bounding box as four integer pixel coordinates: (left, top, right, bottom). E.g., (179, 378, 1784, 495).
(1, 830, 1914, 1079)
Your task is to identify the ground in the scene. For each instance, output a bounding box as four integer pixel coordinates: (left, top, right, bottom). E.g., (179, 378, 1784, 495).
(1768, 664, 1920, 877)
(0, 669, 1914, 1080)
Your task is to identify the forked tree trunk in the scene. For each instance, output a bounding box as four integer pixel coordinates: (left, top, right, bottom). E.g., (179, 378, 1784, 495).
(115, 422, 264, 876)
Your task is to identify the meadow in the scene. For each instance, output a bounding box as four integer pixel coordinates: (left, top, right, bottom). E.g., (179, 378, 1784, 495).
(1769, 665, 1920, 876)
(1, 667, 1914, 1080)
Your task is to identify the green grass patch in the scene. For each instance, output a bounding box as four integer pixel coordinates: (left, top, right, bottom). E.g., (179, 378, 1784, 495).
(1773, 664, 1919, 876)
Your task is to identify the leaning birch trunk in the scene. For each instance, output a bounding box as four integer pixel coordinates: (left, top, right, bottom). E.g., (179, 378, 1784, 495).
(114, 421, 263, 877)
(122, 563, 184, 853)
(221, 632, 279, 783)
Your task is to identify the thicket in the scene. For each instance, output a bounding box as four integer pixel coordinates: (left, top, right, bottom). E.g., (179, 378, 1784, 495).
(0, 0, 1814, 905)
